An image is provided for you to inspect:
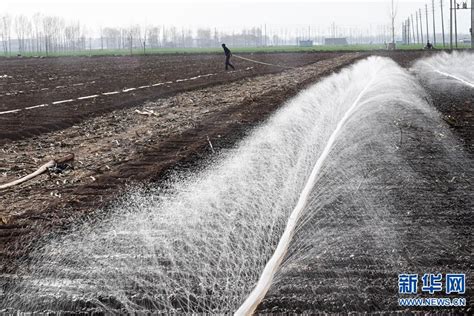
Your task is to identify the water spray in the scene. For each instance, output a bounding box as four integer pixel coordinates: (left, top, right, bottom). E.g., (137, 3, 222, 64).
(412, 51, 474, 88)
(1, 54, 471, 314)
(235, 66, 378, 316)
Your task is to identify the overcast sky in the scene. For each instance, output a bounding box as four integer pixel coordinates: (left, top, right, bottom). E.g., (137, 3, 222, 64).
(1, 0, 471, 34)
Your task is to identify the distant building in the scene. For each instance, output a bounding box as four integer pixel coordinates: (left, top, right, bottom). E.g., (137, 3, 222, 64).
(324, 37, 348, 45)
(299, 40, 313, 47)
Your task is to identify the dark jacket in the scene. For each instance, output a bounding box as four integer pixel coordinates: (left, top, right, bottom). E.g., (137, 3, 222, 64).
(223, 46, 231, 57)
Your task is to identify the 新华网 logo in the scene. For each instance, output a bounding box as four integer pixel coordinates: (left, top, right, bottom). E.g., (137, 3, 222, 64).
(398, 273, 466, 307)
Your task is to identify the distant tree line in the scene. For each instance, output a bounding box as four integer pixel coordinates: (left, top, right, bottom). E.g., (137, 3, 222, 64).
(0, 14, 279, 55)
(0, 14, 87, 55)
(1, 12, 444, 55)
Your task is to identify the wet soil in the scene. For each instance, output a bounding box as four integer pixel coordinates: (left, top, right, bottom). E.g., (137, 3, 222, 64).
(1, 50, 470, 313)
(256, 54, 473, 314)
(0, 53, 362, 281)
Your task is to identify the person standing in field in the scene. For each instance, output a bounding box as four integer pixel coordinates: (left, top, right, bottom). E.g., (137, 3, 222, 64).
(222, 43, 235, 71)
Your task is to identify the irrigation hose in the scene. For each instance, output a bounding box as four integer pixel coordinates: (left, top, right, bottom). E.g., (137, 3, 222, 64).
(420, 61, 474, 88)
(232, 55, 296, 69)
(0, 160, 55, 190)
(234, 71, 379, 316)
(0, 154, 74, 190)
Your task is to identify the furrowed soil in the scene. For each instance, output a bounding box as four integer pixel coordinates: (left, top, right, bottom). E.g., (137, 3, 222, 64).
(2, 50, 470, 313)
(0, 52, 363, 282)
(257, 119, 472, 313)
(256, 54, 473, 314)
(0, 52, 344, 143)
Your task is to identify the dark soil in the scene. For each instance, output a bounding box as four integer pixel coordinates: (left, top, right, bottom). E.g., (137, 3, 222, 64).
(0, 52, 346, 144)
(1, 50, 470, 313)
(256, 53, 473, 314)
(0, 50, 436, 144)
(422, 81, 474, 155)
(0, 53, 362, 286)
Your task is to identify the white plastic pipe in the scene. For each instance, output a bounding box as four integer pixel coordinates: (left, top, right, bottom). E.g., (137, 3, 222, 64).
(0, 160, 55, 190)
(235, 73, 377, 316)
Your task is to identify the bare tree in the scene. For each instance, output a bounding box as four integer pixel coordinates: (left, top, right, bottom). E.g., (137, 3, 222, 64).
(126, 24, 141, 54)
(99, 26, 104, 50)
(14, 15, 30, 53)
(103, 27, 121, 49)
(0, 11, 415, 55)
(389, 0, 398, 44)
(139, 24, 148, 53)
(65, 22, 82, 51)
(168, 26, 178, 47)
(1, 14, 12, 55)
(42, 16, 64, 55)
(148, 26, 161, 48)
(180, 28, 193, 48)
(196, 28, 211, 48)
(32, 13, 43, 53)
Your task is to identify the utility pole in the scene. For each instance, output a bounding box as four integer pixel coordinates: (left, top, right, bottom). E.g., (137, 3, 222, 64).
(454, 0, 458, 47)
(407, 19, 410, 44)
(472, 0, 474, 49)
(432, 0, 437, 45)
(264, 24, 267, 46)
(402, 21, 405, 44)
(405, 19, 407, 44)
(426, 4, 430, 43)
(405, 21, 408, 44)
(420, 9, 425, 44)
(407, 18, 411, 44)
(441, 0, 446, 47)
(391, 0, 396, 44)
(416, 12, 420, 43)
(450, 0, 453, 48)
